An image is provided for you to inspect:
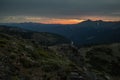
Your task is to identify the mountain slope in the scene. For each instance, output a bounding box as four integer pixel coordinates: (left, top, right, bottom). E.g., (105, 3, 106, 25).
(0, 25, 89, 80)
(0, 25, 70, 46)
(1, 20, 120, 46)
(0, 25, 120, 80)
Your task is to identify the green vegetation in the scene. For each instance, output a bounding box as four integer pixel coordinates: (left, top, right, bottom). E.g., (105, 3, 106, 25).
(0, 25, 120, 80)
(0, 31, 73, 80)
(79, 44, 120, 80)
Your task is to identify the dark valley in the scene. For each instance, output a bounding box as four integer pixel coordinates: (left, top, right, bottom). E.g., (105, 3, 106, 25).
(1, 20, 120, 46)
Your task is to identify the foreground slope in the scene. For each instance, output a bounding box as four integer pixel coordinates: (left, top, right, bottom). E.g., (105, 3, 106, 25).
(79, 43, 120, 80)
(0, 25, 120, 80)
(0, 33, 73, 80)
(0, 26, 72, 80)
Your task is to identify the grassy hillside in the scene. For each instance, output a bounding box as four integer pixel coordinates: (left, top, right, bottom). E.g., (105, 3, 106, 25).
(0, 26, 87, 80)
(0, 25, 120, 80)
(0, 33, 74, 80)
(0, 26, 71, 80)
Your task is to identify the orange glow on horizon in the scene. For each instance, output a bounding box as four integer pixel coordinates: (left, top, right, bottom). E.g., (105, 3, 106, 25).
(41, 19, 85, 24)
(26, 17, 84, 24)
(1, 16, 119, 24)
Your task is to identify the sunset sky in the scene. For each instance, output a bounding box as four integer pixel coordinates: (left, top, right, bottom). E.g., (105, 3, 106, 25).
(0, 0, 120, 24)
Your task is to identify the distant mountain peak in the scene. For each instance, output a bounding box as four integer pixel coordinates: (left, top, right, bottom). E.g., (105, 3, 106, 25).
(77, 20, 106, 25)
(82, 19, 93, 22)
(83, 20, 104, 23)
(77, 19, 94, 25)
(86, 19, 93, 22)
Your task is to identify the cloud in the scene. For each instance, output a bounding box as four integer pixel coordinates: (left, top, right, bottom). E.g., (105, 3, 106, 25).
(0, 16, 28, 23)
(26, 17, 84, 24)
(0, 0, 120, 22)
(0, 16, 84, 24)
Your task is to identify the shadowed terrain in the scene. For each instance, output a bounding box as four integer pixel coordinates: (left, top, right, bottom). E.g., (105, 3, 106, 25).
(0, 25, 120, 80)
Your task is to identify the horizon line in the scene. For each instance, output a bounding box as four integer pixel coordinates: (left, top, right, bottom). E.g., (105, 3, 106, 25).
(0, 19, 120, 25)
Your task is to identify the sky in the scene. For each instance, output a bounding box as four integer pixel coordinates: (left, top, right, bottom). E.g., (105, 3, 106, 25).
(0, 0, 120, 24)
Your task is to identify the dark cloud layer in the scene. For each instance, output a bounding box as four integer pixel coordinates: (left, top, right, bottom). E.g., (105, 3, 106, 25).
(0, 0, 120, 21)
